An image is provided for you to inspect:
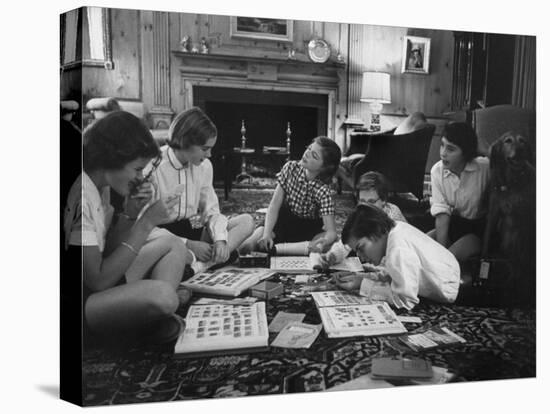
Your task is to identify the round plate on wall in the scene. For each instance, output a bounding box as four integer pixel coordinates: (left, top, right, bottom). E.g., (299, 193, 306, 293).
(307, 39, 331, 63)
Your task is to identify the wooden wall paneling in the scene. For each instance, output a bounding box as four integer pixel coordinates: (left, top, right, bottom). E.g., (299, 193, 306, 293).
(361, 24, 403, 119)
(348, 23, 365, 123)
(311, 20, 324, 40)
(419, 29, 453, 115)
(205, 14, 225, 51)
(324, 21, 348, 149)
(293, 19, 313, 54)
(349, 25, 453, 123)
(141, 11, 154, 114)
(150, 11, 173, 128)
(210, 14, 230, 49)
(178, 12, 200, 49)
(196, 14, 206, 44)
(171, 12, 199, 115)
(83, 8, 140, 101)
(323, 22, 340, 60)
(60, 69, 83, 103)
(335, 23, 350, 150)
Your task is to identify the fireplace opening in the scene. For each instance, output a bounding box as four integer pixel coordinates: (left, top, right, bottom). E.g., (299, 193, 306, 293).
(194, 86, 329, 184)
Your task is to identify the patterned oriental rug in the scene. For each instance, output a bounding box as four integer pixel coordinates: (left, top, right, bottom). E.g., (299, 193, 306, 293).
(81, 189, 536, 406)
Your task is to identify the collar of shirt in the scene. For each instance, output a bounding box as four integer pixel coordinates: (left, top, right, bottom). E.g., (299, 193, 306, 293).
(297, 162, 321, 186)
(167, 146, 189, 170)
(442, 159, 478, 178)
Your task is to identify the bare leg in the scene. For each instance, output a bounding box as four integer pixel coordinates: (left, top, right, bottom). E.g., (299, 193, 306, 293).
(199, 214, 254, 254)
(226, 214, 255, 252)
(85, 279, 179, 335)
(125, 233, 191, 289)
(149, 235, 190, 290)
(449, 234, 481, 261)
(239, 226, 265, 254)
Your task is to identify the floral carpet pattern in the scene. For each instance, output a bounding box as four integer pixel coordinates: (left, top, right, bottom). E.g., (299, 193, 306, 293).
(81, 189, 536, 406)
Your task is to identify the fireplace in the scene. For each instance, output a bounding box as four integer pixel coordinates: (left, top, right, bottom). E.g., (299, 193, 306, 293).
(194, 86, 328, 181)
(172, 51, 342, 184)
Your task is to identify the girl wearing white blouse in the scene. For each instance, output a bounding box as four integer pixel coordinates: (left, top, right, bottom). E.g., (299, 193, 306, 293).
(428, 122, 490, 261)
(146, 107, 254, 273)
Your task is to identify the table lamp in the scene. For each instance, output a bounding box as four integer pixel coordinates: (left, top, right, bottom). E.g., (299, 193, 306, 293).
(360, 72, 391, 132)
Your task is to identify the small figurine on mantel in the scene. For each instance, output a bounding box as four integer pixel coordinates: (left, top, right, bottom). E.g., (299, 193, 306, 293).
(180, 35, 191, 52)
(200, 37, 209, 54)
(287, 48, 296, 60)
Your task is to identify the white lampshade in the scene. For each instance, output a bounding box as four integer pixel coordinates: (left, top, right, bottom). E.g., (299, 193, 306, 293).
(360, 72, 391, 104)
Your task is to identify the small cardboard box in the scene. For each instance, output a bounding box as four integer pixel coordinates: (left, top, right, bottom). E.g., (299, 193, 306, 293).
(249, 281, 283, 300)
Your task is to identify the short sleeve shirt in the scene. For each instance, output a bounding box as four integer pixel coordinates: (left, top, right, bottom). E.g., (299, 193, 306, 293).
(276, 161, 335, 219)
(63, 172, 114, 253)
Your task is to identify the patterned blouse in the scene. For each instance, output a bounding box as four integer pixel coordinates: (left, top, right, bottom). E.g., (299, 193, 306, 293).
(276, 161, 335, 219)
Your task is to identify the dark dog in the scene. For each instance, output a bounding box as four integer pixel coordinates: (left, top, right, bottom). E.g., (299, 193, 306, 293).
(482, 131, 536, 303)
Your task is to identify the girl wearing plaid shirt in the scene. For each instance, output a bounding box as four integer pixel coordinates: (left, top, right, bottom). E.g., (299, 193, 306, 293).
(241, 136, 341, 254)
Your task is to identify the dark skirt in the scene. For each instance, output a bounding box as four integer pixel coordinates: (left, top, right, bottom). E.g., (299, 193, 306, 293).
(159, 219, 204, 241)
(272, 203, 324, 243)
(449, 215, 486, 243)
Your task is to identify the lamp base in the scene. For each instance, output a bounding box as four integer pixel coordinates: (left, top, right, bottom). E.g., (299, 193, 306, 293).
(368, 102, 383, 132)
(369, 113, 381, 131)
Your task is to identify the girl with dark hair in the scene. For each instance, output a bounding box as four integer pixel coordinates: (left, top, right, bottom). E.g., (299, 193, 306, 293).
(240, 136, 342, 254)
(428, 121, 490, 261)
(145, 107, 255, 274)
(64, 111, 192, 344)
(333, 204, 460, 310)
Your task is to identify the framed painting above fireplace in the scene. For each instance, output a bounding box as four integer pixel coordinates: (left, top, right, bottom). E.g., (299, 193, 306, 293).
(230, 16, 293, 42)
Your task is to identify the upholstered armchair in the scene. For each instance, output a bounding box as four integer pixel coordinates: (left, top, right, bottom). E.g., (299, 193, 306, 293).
(349, 124, 435, 201)
(472, 104, 536, 156)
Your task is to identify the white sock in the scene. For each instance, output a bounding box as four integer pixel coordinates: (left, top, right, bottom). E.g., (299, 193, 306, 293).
(188, 249, 197, 266)
(180, 237, 197, 266)
(191, 260, 215, 275)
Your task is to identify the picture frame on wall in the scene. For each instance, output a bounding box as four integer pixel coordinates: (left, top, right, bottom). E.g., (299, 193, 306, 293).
(230, 16, 293, 42)
(402, 35, 431, 74)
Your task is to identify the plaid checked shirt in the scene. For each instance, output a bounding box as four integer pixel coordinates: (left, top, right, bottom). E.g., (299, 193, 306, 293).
(276, 161, 335, 219)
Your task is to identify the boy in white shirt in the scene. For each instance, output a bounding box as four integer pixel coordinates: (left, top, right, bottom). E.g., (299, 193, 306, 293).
(334, 204, 460, 310)
(146, 107, 254, 272)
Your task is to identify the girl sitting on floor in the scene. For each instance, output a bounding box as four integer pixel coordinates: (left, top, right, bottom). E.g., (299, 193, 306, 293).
(427, 122, 490, 261)
(334, 204, 460, 310)
(63, 111, 192, 344)
(240, 136, 341, 255)
(145, 107, 255, 273)
(319, 171, 407, 268)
